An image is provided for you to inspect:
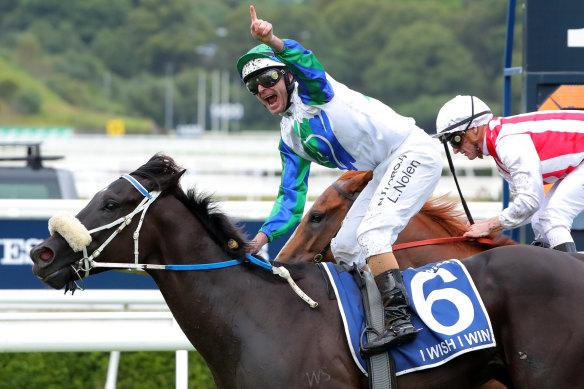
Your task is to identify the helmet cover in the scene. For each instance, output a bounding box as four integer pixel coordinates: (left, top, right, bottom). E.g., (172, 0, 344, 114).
(236, 43, 286, 81)
(434, 95, 493, 139)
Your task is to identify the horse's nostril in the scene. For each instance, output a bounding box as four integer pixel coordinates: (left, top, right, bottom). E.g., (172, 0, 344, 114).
(39, 248, 54, 261)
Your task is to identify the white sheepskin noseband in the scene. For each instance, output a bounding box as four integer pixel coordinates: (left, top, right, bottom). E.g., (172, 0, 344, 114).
(48, 212, 92, 252)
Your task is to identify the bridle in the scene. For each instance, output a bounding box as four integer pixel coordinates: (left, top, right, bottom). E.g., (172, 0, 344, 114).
(51, 174, 318, 307)
(311, 178, 496, 263)
(77, 174, 162, 277)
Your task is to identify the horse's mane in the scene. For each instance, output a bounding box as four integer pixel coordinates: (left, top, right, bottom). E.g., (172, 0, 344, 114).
(420, 195, 467, 236)
(132, 154, 248, 258)
(420, 195, 516, 247)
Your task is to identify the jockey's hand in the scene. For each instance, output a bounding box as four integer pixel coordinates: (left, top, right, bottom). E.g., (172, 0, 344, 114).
(246, 231, 269, 254)
(249, 5, 284, 51)
(464, 217, 503, 238)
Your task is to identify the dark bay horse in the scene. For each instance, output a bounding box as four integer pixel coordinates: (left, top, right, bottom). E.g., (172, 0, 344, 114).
(30, 155, 584, 388)
(277, 170, 516, 267)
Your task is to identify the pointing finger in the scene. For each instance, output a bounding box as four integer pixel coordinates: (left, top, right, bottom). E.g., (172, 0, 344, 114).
(250, 5, 257, 22)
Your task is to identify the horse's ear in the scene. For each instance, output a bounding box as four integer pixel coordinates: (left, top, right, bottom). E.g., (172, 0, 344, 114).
(345, 170, 373, 193)
(334, 170, 374, 196)
(363, 171, 373, 181)
(169, 168, 186, 187)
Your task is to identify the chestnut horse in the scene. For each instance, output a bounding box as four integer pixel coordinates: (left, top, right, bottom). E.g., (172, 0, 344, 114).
(30, 155, 584, 388)
(277, 170, 516, 267)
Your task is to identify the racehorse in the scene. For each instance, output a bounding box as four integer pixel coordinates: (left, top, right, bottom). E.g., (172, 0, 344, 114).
(277, 170, 516, 267)
(30, 154, 584, 389)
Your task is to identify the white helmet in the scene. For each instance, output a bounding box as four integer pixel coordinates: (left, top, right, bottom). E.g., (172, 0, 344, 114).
(434, 95, 493, 139)
(241, 57, 286, 82)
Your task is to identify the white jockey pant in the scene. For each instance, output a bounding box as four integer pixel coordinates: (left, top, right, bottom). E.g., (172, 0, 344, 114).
(330, 132, 442, 268)
(530, 162, 584, 248)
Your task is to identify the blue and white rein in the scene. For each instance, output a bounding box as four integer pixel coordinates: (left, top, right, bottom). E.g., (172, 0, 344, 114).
(48, 174, 318, 308)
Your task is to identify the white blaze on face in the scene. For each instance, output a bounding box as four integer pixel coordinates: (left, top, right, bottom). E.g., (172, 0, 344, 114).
(48, 213, 92, 252)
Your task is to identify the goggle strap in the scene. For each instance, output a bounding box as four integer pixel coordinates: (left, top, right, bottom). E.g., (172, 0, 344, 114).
(440, 109, 491, 136)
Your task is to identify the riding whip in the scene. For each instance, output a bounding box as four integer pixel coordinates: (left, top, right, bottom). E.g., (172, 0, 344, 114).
(442, 142, 474, 225)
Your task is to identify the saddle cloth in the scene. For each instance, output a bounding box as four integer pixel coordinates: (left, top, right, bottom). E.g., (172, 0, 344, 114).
(320, 259, 496, 376)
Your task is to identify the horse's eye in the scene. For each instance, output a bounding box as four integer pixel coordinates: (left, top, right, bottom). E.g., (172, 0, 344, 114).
(103, 200, 119, 212)
(309, 212, 324, 223)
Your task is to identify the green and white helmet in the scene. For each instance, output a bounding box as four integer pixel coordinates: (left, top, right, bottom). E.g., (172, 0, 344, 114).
(237, 44, 286, 82)
(434, 95, 493, 140)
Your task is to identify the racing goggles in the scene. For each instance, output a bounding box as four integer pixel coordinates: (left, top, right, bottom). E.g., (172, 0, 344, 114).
(445, 131, 466, 148)
(245, 68, 285, 95)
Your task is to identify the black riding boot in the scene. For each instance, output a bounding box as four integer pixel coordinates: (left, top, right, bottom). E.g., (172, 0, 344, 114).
(552, 242, 577, 253)
(362, 268, 418, 355)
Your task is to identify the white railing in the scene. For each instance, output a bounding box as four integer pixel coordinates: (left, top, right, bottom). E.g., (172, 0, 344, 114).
(0, 289, 194, 389)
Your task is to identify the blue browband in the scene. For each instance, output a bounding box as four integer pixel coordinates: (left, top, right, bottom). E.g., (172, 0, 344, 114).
(122, 174, 152, 199)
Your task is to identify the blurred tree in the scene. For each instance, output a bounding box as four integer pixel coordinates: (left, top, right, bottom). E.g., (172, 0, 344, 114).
(452, 0, 508, 100)
(120, 74, 171, 129)
(0, 78, 18, 100)
(3, 0, 129, 44)
(69, 0, 130, 44)
(91, 27, 142, 78)
(395, 94, 455, 133)
(12, 86, 42, 114)
(363, 22, 485, 105)
(122, 0, 214, 74)
(14, 31, 51, 77)
(26, 20, 85, 54)
(318, 0, 382, 88)
(50, 50, 107, 83)
(173, 68, 201, 126)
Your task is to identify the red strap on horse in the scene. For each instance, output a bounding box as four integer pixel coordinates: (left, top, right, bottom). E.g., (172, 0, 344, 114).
(392, 237, 495, 251)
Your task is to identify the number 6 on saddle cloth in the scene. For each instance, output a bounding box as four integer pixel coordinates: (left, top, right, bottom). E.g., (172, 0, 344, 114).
(320, 259, 495, 376)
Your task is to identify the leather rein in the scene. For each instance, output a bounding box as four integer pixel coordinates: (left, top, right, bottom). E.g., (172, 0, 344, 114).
(312, 180, 495, 263)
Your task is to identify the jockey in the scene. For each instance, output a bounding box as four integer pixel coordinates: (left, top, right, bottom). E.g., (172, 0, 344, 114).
(238, 5, 442, 355)
(434, 95, 584, 252)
